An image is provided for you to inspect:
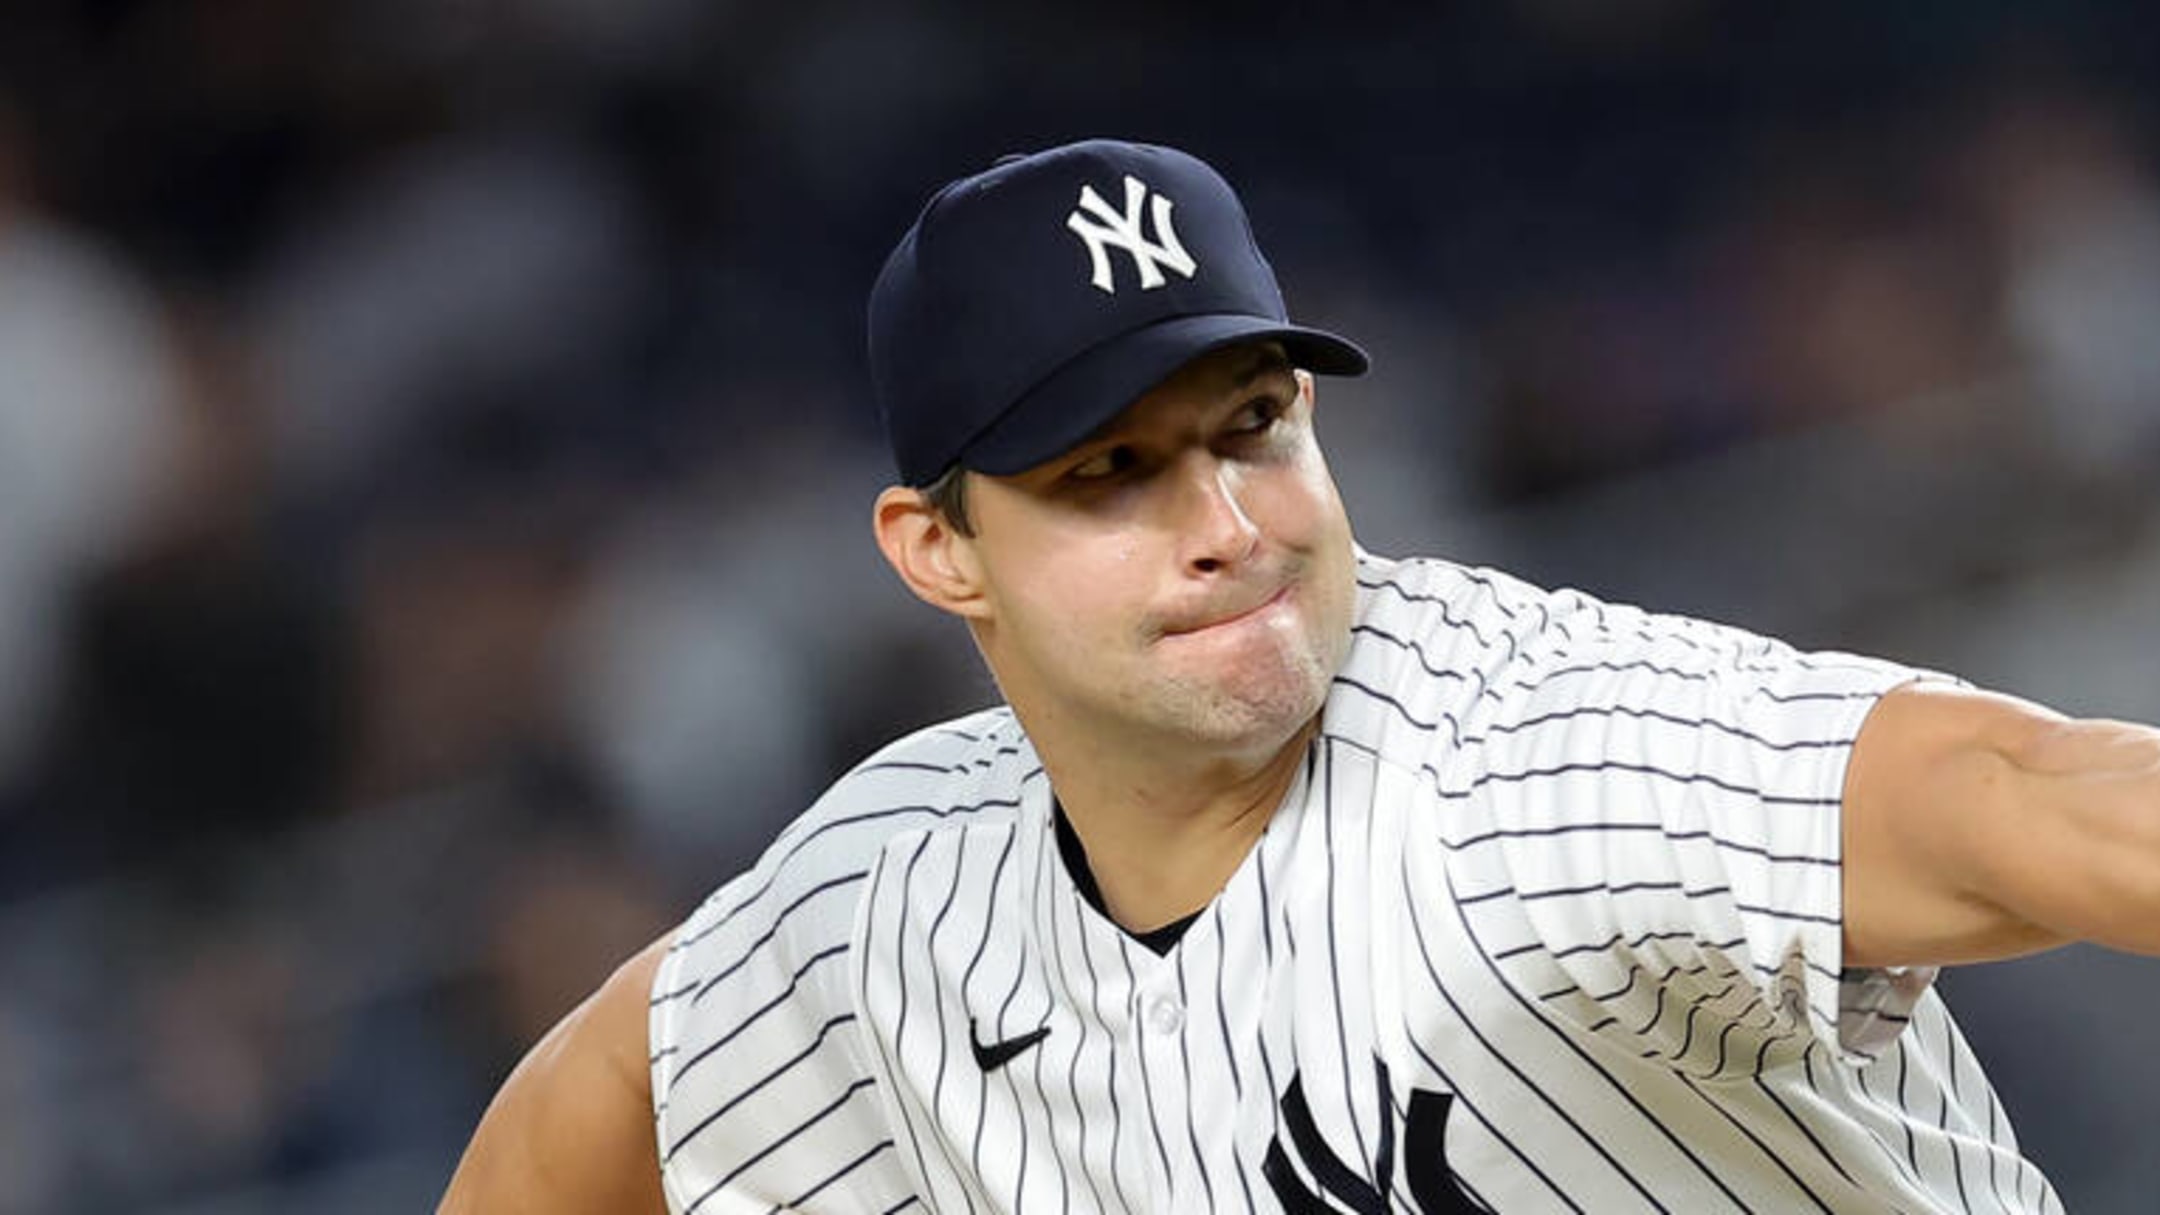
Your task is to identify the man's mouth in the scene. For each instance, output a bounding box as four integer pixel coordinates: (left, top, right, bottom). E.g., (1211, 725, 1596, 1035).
(1161, 582, 1294, 637)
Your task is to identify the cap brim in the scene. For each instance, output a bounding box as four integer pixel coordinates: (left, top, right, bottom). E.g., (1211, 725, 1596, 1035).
(952, 313, 1369, 480)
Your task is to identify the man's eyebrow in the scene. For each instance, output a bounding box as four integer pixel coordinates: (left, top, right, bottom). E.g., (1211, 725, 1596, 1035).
(1231, 347, 1295, 388)
(1062, 348, 1296, 456)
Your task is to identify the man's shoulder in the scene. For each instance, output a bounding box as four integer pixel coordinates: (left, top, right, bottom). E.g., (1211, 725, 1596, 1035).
(806, 704, 1039, 849)
(1353, 550, 1584, 631)
(663, 707, 1036, 959)
(1350, 549, 1810, 667)
(833, 704, 1037, 790)
(643, 717, 1032, 1211)
(1346, 550, 1594, 679)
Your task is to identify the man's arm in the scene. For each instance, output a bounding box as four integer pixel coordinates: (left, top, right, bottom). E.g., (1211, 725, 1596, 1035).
(1844, 682, 2160, 968)
(438, 933, 673, 1215)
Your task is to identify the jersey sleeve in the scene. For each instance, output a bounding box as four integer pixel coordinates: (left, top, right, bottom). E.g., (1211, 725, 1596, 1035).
(646, 710, 1026, 1212)
(1447, 590, 1944, 1078)
(649, 842, 919, 1213)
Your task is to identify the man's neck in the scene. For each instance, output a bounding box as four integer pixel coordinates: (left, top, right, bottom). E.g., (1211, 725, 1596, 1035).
(1035, 717, 1318, 933)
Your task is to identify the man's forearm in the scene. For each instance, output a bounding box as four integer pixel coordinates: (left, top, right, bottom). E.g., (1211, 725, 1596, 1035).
(1997, 712, 2160, 954)
(1844, 685, 2160, 967)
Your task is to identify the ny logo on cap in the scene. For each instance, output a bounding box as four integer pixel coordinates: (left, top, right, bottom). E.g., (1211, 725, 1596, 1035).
(1066, 174, 1199, 294)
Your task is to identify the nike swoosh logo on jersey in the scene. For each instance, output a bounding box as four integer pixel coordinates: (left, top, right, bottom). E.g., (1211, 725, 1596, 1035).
(969, 1018, 1050, 1072)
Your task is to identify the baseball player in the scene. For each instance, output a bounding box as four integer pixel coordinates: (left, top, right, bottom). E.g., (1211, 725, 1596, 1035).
(440, 140, 2160, 1213)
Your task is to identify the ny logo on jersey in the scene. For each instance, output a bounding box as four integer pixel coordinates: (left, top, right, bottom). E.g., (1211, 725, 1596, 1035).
(1263, 1058, 1477, 1215)
(1066, 175, 1199, 294)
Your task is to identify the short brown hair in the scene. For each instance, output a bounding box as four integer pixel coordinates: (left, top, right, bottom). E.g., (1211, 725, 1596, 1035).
(921, 464, 974, 536)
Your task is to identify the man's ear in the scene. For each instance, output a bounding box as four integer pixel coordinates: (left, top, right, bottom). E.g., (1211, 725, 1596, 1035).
(873, 484, 992, 620)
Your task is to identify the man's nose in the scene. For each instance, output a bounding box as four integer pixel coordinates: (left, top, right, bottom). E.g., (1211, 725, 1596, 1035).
(1174, 454, 1260, 575)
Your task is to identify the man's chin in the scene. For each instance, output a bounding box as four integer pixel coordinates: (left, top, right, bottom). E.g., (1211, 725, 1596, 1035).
(1149, 661, 1332, 751)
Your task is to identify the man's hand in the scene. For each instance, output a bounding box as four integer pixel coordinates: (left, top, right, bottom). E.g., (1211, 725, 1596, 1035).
(439, 934, 673, 1214)
(1844, 683, 2160, 968)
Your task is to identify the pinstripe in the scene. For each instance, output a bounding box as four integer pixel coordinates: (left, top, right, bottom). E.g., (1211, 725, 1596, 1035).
(1209, 902, 1243, 1103)
(917, 831, 981, 1215)
(1548, 880, 1840, 933)
(1252, 822, 1284, 1186)
(1401, 860, 1665, 1210)
(1481, 700, 1854, 750)
(883, 832, 947, 1207)
(1938, 1090, 1974, 1211)
(1120, 932, 1178, 1203)
(962, 828, 1017, 1176)
(1447, 821, 1838, 869)
(1234, 1149, 1261, 1215)
(1840, 1045, 1937, 1201)
(1573, 599, 1885, 678)
(854, 743, 1026, 778)
(1938, 1005, 1972, 1130)
(682, 1076, 880, 1214)
(1669, 980, 1740, 1057)
(1462, 895, 1845, 1014)
(1350, 621, 1491, 695)
(1677, 1072, 1836, 1215)
(1448, 759, 1839, 807)
(1927, 1004, 1998, 1209)
(1073, 889, 1137, 1215)
(1917, 1007, 1972, 1213)
(1440, 857, 1760, 1210)
(1451, 1177, 1497, 1213)
(667, 943, 849, 1094)
(1012, 827, 1055, 1206)
(982, 974, 1032, 1203)
(1331, 673, 1467, 743)
(1874, 1048, 1927, 1198)
(1380, 1091, 1417, 1211)
(1747, 1036, 1860, 1191)
(1047, 839, 1089, 1210)
(776, 1138, 899, 1212)
(1980, 1041, 2015, 1212)
(996, 837, 1038, 1037)
(674, 787, 1030, 956)
(1355, 574, 1505, 651)
(662, 1012, 858, 1161)
(1047, 880, 1102, 1215)
(1253, 1021, 1287, 1202)
(1529, 927, 1740, 963)
(1173, 957, 1219, 1211)
(1757, 687, 1885, 705)
(925, 831, 968, 1123)
(1320, 742, 1379, 1177)
(2016, 1132, 2049, 1214)
(1361, 740, 1394, 1209)
(1896, 1045, 1920, 1181)
(855, 760, 975, 777)
(1361, 563, 1528, 616)
(670, 872, 865, 1004)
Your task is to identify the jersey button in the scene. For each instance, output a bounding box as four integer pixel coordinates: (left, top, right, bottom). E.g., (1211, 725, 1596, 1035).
(1145, 997, 1184, 1035)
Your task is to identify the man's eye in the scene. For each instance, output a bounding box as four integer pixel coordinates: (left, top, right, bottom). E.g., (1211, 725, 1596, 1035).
(1068, 446, 1137, 480)
(1231, 397, 1287, 435)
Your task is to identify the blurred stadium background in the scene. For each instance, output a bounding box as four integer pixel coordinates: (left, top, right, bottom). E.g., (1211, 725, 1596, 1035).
(3, 2, 2159, 1210)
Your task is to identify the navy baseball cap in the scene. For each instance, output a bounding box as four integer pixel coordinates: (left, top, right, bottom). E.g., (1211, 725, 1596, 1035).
(868, 139, 1370, 486)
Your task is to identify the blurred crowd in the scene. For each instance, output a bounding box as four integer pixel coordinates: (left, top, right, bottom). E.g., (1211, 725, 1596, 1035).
(2, 2, 2158, 1211)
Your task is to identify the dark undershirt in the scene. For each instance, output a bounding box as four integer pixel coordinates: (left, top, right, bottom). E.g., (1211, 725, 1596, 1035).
(1052, 799, 1201, 955)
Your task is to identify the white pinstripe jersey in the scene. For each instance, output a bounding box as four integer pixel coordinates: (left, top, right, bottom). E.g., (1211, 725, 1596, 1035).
(649, 552, 2063, 1214)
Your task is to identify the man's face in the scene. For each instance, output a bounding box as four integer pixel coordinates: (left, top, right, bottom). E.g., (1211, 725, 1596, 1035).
(959, 342, 1357, 759)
